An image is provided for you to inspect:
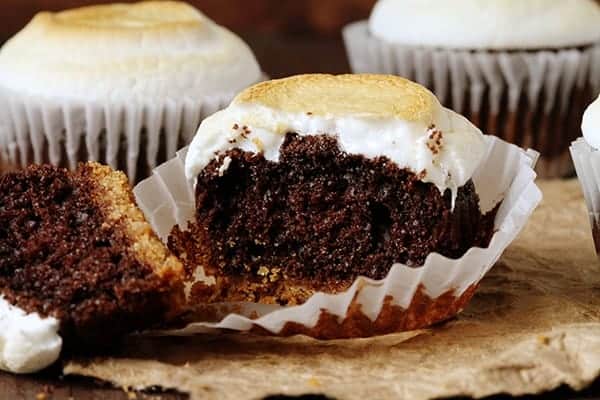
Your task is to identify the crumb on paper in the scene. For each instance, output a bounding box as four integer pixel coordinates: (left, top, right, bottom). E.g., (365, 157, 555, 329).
(538, 335, 550, 345)
(36, 385, 54, 400)
(308, 377, 321, 388)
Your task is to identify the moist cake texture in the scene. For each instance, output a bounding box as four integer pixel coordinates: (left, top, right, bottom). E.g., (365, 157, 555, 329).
(176, 74, 495, 306)
(170, 133, 495, 305)
(0, 163, 184, 350)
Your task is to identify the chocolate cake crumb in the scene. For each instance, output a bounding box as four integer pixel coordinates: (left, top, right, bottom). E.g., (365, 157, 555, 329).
(170, 133, 496, 305)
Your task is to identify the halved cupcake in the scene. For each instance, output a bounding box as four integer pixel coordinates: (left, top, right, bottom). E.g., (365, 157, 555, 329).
(169, 74, 497, 306)
(0, 163, 184, 373)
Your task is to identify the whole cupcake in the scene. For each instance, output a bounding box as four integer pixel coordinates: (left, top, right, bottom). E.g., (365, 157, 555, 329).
(571, 95, 600, 253)
(0, 1, 262, 181)
(344, 0, 600, 178)
(135, 74, 541, 338)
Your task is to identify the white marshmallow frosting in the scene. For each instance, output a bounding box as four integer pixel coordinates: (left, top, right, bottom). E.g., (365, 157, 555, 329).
(186, 74, 486, 202)
(582, 95, 600, 149)
(0, 296, 62, 374)
(0, 1, 262, 102)
(370, 0, 600, 50)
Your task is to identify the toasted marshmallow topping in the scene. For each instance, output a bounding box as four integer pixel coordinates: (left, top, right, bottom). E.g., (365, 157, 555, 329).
(0, 297, 62, 374)
(582, 95, 600, 149)
(370, 0, 600, 50)
(0, 1, 261, 102)
(186, 74, 486, 202)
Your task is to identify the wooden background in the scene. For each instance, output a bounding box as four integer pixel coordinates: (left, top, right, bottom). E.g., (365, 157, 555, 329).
(0, 0, 376, 41)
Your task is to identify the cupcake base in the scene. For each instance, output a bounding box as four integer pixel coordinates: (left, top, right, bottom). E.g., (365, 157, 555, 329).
(249, 284, 478, 339)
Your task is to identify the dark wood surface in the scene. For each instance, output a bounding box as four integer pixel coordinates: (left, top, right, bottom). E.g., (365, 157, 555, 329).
(0, 369, 182, 399)
(0, 10, 599, 400)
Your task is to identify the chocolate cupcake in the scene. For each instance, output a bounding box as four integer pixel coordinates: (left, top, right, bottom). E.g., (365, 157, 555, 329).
(0, 1, 263, 182)
(135, 74, 541, 338)
(344, 0, 600, 177)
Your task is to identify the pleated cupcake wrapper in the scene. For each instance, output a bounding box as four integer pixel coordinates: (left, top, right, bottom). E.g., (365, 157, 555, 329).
(0, 74, 268, 181)
(133, 135, 541, 335)
(570, 138, 600, 254)
(343, 21, 600, 178)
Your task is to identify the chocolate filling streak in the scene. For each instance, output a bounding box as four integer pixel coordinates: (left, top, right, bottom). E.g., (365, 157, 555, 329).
(170, 133, 497, 305)
(0, 164, 178, 350)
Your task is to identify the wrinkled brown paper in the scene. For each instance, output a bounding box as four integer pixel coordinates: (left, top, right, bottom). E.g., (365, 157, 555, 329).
(64, 180, 600, 400)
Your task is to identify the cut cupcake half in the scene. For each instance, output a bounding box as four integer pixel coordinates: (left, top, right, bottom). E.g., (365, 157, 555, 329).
(169, 74, 497, 306)
(0, 163, 184, 373)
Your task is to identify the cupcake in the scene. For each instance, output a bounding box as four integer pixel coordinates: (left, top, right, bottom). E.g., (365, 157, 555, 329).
(570, 95, 600, 253)
(0, 163, 184, 373)
(0, 1, 263, 182)
(344, 0, 600, 178)
(135, 74, 541, 338)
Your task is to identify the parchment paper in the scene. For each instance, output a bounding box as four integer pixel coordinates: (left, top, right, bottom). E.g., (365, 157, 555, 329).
(64, 179, 600, 400)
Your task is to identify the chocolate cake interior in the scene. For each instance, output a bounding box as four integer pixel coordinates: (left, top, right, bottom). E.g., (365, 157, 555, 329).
(170, 133, 496, 305)
(0, 163, 183, 350)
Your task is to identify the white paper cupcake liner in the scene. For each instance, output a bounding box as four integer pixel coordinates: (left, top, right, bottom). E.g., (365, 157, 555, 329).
(570, 137, 600, 252)
(343, 21, 599, 178)
(133, 135, 541, 336)
(0, 76, 267, 181)
(344, 21, 600, 113)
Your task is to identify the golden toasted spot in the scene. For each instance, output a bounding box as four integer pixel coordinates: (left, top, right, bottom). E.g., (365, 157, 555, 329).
(234, 74, 436, 122)
(31, 1, 205, 34)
